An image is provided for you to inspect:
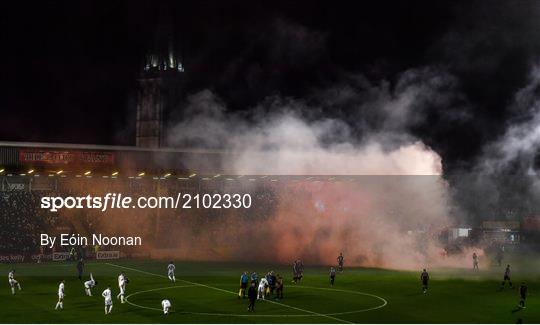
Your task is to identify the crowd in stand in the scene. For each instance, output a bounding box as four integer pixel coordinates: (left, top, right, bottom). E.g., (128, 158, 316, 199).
(0, 190, 58, 254)
(0, 177, 284, 255)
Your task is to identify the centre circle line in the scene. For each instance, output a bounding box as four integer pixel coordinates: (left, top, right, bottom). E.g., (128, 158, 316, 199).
(107, 262, 387, 322)
(125, 283, 387, 318)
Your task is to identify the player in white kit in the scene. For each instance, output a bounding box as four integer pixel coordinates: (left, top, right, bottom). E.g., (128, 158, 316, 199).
(84, 273, 97, 296)
(102, 286, 113, 315)
(8, 270, 22, 295)
(167, 261, 176, 282)
(116, 272, 127, 303)
(161, 299, 172, 315)
(55, 280, 65, 310)
(257, 277, 269, 300)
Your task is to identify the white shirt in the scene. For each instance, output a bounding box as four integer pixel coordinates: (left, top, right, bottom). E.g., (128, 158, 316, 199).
(168, 264, 175, 273)
(58, 282, 65, 295)
(102, 288, 112, 301)
(118, 274, 125, 286)
(84, 280, 95, 288)
(259, 278, 268, 288)
(8, 271, 14, 280)
(85, 273, 95, 288)
(162, 299, 171, 308)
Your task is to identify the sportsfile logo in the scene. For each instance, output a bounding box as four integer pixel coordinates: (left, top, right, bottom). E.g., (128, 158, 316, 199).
(40, 192, 252, 212)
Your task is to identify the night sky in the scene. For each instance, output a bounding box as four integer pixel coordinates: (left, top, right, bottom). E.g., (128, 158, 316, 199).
(2, 0, 540, 172)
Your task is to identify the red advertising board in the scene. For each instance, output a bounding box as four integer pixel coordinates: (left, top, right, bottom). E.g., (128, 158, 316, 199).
(523, 217, 540, 232)
(19, 150, 115, 165)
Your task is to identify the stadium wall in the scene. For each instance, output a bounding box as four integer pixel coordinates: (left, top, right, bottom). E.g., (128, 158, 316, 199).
(0, 142, 227, 174)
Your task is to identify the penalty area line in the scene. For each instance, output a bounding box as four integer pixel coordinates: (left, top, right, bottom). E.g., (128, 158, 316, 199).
(106, 262, 353, 324)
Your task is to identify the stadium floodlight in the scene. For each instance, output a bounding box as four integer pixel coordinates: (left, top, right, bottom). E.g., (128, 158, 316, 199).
(56, 170, 63, 175)
(214, 174, 221, 178)
(189, 173, 197, 178)
(138, 172, 145, 177)
(164, 173, 171, 177)
(28, 169, 34, 174)
(84, 171, 91, 176)
(112, 171, 119, 176)
(0, 168, 4, 173)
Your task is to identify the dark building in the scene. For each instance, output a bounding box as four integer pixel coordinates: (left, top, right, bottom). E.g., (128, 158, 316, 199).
(136, 9, 185, 148)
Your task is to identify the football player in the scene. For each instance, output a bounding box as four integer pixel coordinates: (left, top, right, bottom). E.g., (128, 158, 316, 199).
(54, 280, 65, 310)
(102, 285, 113, 314)
(8, 269, 22, 295)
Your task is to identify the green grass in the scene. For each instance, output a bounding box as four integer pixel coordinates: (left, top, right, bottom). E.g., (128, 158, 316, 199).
(0, 259, 538, 323)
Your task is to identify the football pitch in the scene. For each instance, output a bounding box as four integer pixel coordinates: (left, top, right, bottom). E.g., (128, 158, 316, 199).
(0, 259, 538, 323)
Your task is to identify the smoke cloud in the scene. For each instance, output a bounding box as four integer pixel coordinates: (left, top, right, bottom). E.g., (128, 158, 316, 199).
(157, 66, 484, 270)
(449, 65, 540, 223)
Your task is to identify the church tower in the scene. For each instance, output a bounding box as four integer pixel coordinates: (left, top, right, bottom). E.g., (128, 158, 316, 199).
(135, 8, 184, 148)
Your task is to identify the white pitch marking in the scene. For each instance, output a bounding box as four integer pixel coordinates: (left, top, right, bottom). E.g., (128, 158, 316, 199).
(295, 285, 388, 315)
(125, 285, 197, 312)
(127, 285, 388, 318)
(106, 262, 386, 323)
(125, 286, 319, 317)
(106, 262, 349, 322)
